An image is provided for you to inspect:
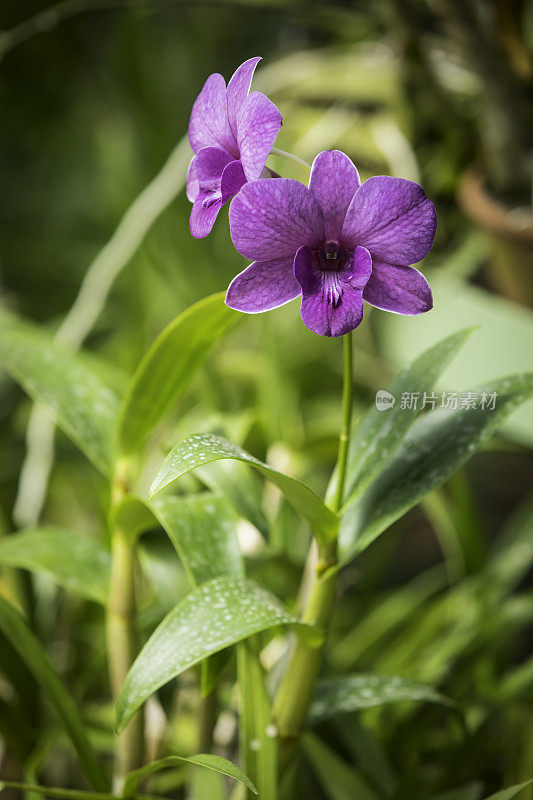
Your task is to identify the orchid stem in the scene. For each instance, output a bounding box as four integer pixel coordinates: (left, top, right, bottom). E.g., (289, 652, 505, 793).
(273, 333, 353, 775)
(270, 147, 311, 171)
(332, 331, 353, 513)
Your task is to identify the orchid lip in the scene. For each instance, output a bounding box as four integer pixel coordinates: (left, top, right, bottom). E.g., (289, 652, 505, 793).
(322, 271, 343, 307)
(202, 194, 221, 209)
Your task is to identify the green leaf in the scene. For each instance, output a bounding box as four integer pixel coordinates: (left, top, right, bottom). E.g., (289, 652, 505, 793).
(487, 495, 533, 594)
(302, 733, 379, 800)
(331, 567, 446, 670)
(0, 783, 114, 800)
(0, 596, 107, 791)
(379, 273, 533, 445)
(0, 528, 110, 604)
(482, 781, 533, 800)
(149, 492, 243, 586)
(116, 293, 239, 455)
(339, 328, 473, 505)
(110, 495, 157, 542)
(309, 673, 454, 723)
(237, 639, 277, 800)
(122, 754, 257, 797)
(116, 576, 321, 732)
(189, 769, 225, 800)
(339, 373, 533, 564)
(0, 313, 119, 475)
(138, 537, 189, 611)
(150, 433, 338, 546)
(431, 782, 483, 800)
(196, 459, 269, 537)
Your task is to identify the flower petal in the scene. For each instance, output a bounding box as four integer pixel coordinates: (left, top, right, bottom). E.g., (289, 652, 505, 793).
(189, 195, 222, 239)
(309, 150, 361, 240)
(195, 146, 233, 183)
(295, 245, 371, 337)
(220, 160, 247, 203)
(236, 91, 283, 181)
(188, 72, 236, 155)
(363, 261, 433, 315)
(226, 57, 262, 137)
(341, 176, 437, 265)
(229, 178, 323, 261)
(186, 157, 199, 203)
(226, 257, 300, 313)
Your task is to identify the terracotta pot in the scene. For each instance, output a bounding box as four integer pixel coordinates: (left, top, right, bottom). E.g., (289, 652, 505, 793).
(458, 168, 533, 307)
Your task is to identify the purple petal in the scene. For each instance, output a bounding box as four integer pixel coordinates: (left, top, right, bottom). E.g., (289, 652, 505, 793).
(226, 257, 300, 312)
(220, 160, 247, 203)
(236, 91, 283, 181)
(188, 72, 236, 156)
(363, 261, 433, 315)
(186, 157, 199, 203)
(341, 176, 437, 265)
(195, 146, 233, 183)
(229, 178, 323, 261)
(226, 57, 262, 137)
(189, 195, 222, 239)
(309, 150, 361, 240)
(295, 245, 372, 337)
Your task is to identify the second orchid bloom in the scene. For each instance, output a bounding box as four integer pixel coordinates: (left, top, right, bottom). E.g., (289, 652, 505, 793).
(187, 57, 282, 239)
(188, 59, 437, 337)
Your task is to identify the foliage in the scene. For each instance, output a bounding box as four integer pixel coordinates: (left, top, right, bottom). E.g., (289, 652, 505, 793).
(1, 4, 532, 800)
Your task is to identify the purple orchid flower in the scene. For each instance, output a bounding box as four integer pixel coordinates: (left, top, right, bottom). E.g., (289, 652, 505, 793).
(187, 57, 282, 239)
(226, 150, 436, 337)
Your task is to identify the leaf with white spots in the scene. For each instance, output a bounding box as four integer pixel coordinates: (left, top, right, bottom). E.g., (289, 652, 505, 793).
(148, 492, 243, 586)
(332, 328, 473, 507)
(0, 528, 110, 605)
(116, 293, 240, 456)
(150, 433, 338, 546)
(339, 373, 533, 564)
(122, 753, 257, 797)
(116, 576, 321, 732)
(309, 673, 455, 723)
(0, 313, 119, 475)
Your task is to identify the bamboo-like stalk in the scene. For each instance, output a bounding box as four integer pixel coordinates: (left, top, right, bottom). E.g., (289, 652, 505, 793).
(272, 333, 353, 773)
(106, 460, 144, 790)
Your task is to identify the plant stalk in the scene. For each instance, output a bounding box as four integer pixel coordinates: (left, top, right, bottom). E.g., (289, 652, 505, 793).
(269, 147, 311, 171)
(106, 461, 144, 789)
(332, 331, 354, 514)
(273, 333, 353, 770)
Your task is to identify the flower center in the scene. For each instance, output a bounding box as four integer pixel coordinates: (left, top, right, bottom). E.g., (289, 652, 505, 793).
(313, 241, 354, 308)
(318, 240, 349, 271)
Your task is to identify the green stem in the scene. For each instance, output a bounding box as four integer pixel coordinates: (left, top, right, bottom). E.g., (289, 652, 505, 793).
(197, 687, 217, 754)
(0, 782, 119, 800)
(269, 147, 311, 171)
(332, 332, 354, 514)
(106, 460, 144, 789)
(0, 782, 162, 800)
(273, 334, 354, 770)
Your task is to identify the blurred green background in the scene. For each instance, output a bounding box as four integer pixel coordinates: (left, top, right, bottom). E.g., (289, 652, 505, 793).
(1, 2, 533, 799)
